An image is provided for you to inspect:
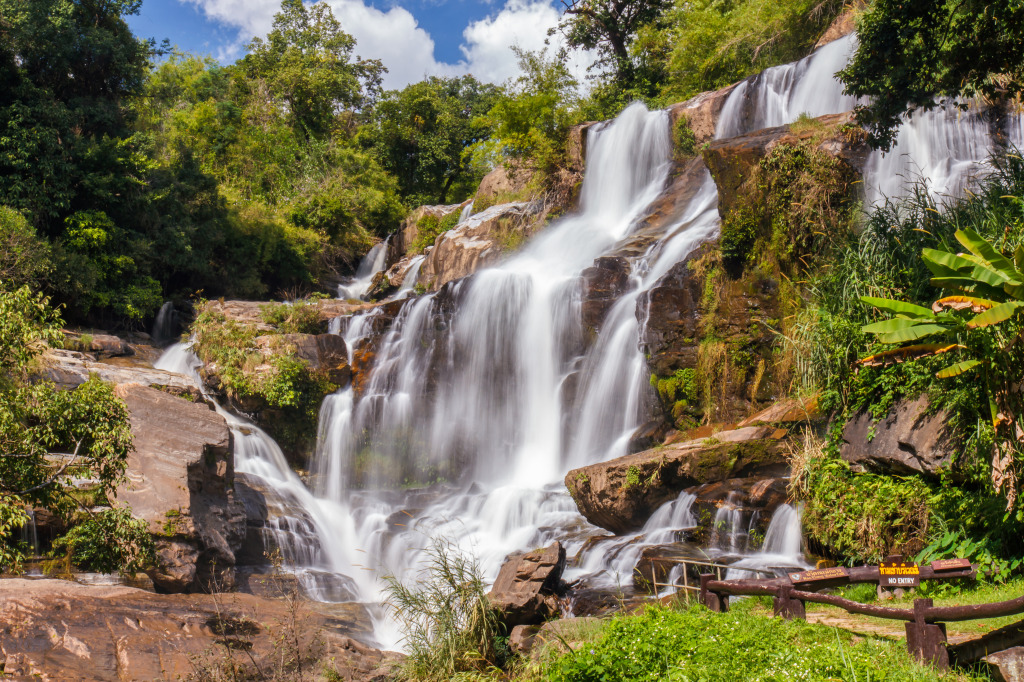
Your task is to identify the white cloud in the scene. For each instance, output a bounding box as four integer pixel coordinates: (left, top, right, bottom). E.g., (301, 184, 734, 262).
(181, 0, 596, 89)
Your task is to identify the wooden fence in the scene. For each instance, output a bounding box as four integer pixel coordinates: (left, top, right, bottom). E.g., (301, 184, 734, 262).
(696, 561, 1024, 669)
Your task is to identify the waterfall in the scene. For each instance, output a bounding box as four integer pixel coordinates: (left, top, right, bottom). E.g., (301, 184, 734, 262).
(151, 301, 178, 346)
(725, 504, 808, 580)
(339, 237, 390, 301)
(393, 255, 426, 299)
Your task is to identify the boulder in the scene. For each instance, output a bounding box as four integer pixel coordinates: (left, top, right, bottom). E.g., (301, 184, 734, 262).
(565, 426, 789, 534)
(64, 332, 134, 358)
(985, 646, 1024, 682)
(474, 162, 535, 208)
(39, 349, 201, 399)
(580, 256, 631, 338)
(668, 83, 738, 148)
(417, 201, 543, 291)
(508, 624, 541, 656)
(814, 1, 864, 49)
(255, 332, 351, 385)
(0, 578, 401, 682)
(737, 397, 820, 427)
(113, 383, 246, 593)
(840, 395, 956, 478)
(385, 203, 466, 266)
(203, 299, 373, 329)
(488, 542, 566, 627)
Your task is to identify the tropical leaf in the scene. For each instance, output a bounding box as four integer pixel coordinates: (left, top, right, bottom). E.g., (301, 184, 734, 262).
(931, 296, 997, 313)
(930, 277, 1007, 300)
(877, 323, 948, 344)
(1015, 244, 1024, 273)
(922, 248, 977, 275)
(1004, 281, 1024, 299)
(858, 343, 962, 367)
(862, 318, 933, 334)
(955, 228, 1021, 279)
(936, 359, 983, 379)
(860, 296, 935, 320)
(969, 263, 1014, 287)
(967, 301, 1024, 328)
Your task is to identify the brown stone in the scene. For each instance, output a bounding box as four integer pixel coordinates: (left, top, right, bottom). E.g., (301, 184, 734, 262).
(565, 427, 789, 534)
(580, 256, 631, 336)
(488, 542, 566, 627)
(668, 84, 738, 148)
(255, 333, 351, 386)
(840, 395, 956, 478)
(0, 578, 401, 682)
(985, 647, 1024, 682)
(737, 397, 820, 427)
(508, 624, 541, 656)
(39, 349, 201, 399)
(385, 203, 466, 266)
(113, 383, 246, 593)
(203, 299, 373, 329)
(475, 162, 535, 207)
(814, 1, 865, 49)
(417, 201, 543, 291)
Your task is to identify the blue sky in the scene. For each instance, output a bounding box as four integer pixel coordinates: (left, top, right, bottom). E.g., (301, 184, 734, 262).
(127, 0, 597, 89)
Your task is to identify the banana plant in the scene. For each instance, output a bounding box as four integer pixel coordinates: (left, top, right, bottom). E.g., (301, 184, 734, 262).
(858, 228, 1024, 509)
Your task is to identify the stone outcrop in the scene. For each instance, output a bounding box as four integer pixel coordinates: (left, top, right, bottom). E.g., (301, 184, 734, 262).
(668, 83, 738, 148)
(114, 383, 246, 593)
(488, 542, 566, 628)
(63, 332, 134, 358)
(204, 299, 372, 330)
(580, 256, 631, 339)
(474, 162, 535, 208)
(840, 395, 956, 478)
(40, 349, 200, 399)
(417, 201, 543, 291)
(384, 202, 466, 267)
(565, 426, 789, 534)
(0, 578, 400, 682)
(814, 1, 864, 49)
(703, 112, 870, 218)
(255, 332, 351, 385)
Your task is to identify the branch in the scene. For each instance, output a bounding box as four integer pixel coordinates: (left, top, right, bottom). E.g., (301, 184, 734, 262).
(0, 441, 83, 499)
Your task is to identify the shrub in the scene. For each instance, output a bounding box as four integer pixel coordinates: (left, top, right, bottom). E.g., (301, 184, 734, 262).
(51, 507, 155, 575)
(259, 299, 325, 334)
(411, 210, 461, 254)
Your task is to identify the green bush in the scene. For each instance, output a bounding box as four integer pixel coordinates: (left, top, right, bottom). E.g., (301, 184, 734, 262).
(51, 507, 155, 575)
(260, 299, 325, 334)
(0, 206, 51, 287)
(546, 603, 980, 681)
(411, 211, 461, 254)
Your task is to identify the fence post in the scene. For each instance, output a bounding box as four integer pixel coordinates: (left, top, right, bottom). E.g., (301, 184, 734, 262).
(773, 583, 806, 620)
(699, 574, 728, 612)
(905, 598, 948, 669)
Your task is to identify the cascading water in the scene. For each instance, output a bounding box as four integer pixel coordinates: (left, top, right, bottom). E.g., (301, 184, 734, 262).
(338, 238, 390, 301)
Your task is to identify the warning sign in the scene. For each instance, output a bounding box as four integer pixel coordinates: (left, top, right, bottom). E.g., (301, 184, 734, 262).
(788, 566, 849, 583)
(879, 561, 920, 588)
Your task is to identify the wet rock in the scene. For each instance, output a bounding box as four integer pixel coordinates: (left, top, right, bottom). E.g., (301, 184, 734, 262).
(417, 201, 543, 291)
(565, 426, 789, 534)
(39, 349, 201, 399)
(488, 542, 566, 627)
(637, 245, 706, 377)
(840, 395, 955, 478)
(688, 476, 789, 543)
(703, 112, 870, 218)
(985, 647, 1024, 682)
(668, 83, 738, 148)
(0, 578, 400, 682)
(580, 256, 631, 337)
(633, 543, 713, 593)
(113, 384, 246, 593)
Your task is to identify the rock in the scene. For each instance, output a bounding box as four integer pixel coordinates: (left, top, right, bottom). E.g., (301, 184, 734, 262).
(203, 299, 373, 329)
(986, 647, 1024, 682)
(565, 426, 789, 534)
(256, 332, 351, 385)
(508, 624, 541, 656)
(632, 543, 712, 592)
(668, 83, 738, 148)
(385, 203, 466, 266)
(0, 578, 401, 682)
(488, 542, 566, 627)
(417, 201, 543, 291)
(814, 1, 864, 49)
(840, 395, 955, 478)
(39, 349, 201, 399)
(737, 397, 820, 427)
(64, 332, 134, 358)
(475, 162, 535, 208)
(580, 256, 631, 337)
(703, 112, 870, 218)
(113, 383, 246, 593)
(531, 618, 604, 659)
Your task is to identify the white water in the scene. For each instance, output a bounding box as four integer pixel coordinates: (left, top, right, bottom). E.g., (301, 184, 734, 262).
(338, 238, 390, 301)
(393, 255, 426, 299)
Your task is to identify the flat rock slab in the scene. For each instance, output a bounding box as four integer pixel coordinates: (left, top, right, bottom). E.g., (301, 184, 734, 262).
(0, 578, 399, 682)
(566, 426, 789, 534)
(40, 350, 199, 397)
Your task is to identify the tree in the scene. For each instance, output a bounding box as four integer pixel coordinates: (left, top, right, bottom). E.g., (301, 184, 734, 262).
(858, 229, 1024, 508)
(557, 0, 672, 88)
(362, 76, 500, 206)
(840, 0, 1024, 150)
(0, 286, 153, 572)
(242, 0, 385, 139)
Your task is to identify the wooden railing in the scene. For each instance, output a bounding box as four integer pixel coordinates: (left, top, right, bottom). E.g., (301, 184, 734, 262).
(696, 561, 1024, 669)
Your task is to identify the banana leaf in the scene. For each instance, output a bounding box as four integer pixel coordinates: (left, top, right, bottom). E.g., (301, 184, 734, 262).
(860, 296, 935, 320)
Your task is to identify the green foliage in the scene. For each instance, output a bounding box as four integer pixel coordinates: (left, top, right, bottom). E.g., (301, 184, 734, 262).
(651, 368, 700, 427)
(361, 76, 500, 206)
(0, 286, 150, 573)
(545, 603, 977, 681)
(658, 0, 846, 104)
(260, 300, 325, 335)
(383, 537, 502, 681)
(51, 507, 155, 575)
(0, 206, 51, 287)
(411, 211, 462, 254)
(671, 114, 697, 160)
(840, 0, 1024, 150)
(796, 447, 932, 562)
(241, 0, 384, 139)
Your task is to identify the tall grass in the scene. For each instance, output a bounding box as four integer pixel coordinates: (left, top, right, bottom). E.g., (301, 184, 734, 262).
(382, 537, 502, 681)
